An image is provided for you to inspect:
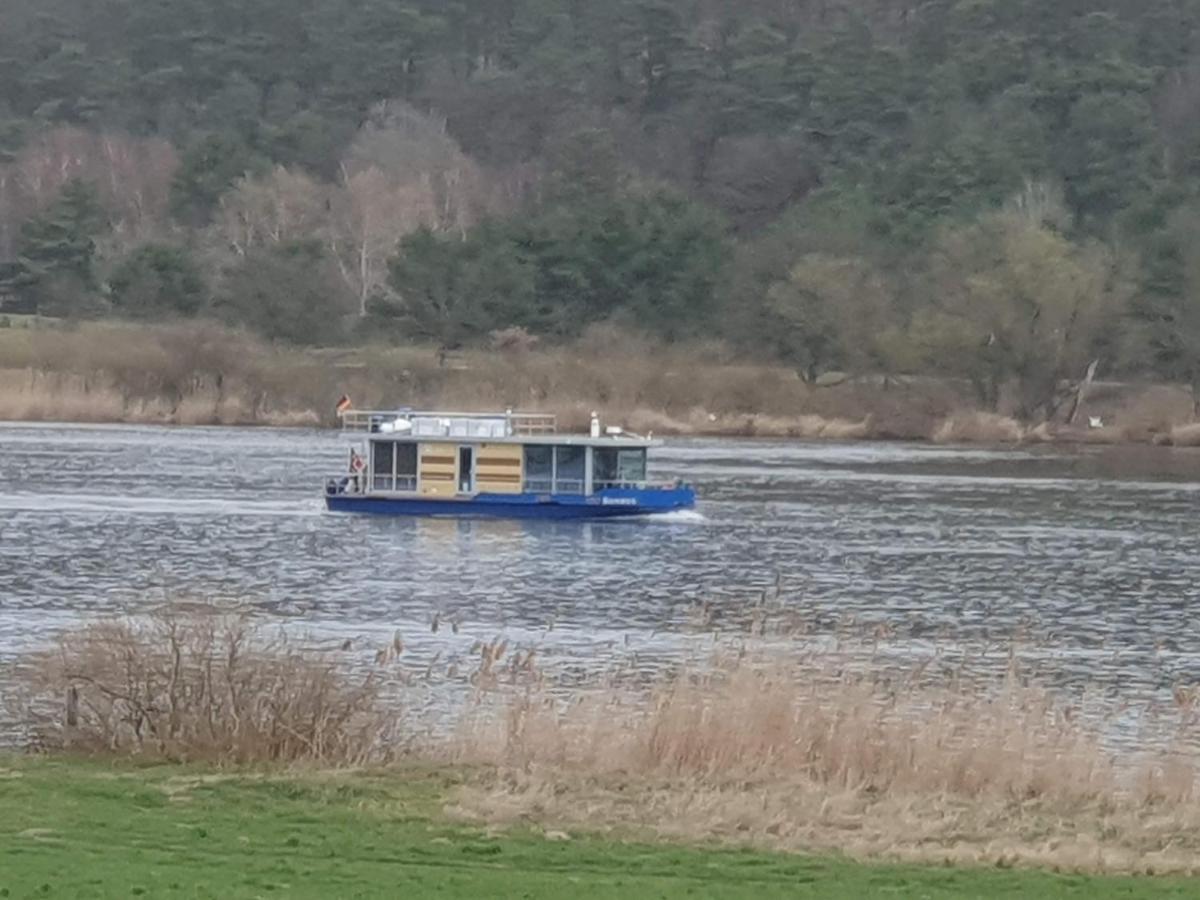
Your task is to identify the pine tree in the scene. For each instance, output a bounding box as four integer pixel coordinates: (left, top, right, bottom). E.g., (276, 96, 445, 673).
(17, 180, 106, 296)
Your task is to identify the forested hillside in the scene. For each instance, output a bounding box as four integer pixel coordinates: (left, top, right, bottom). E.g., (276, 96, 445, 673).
(3, 0, 1200, 417)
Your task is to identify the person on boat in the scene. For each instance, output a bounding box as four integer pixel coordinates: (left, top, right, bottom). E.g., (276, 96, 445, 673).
(348, 449, 365, 492)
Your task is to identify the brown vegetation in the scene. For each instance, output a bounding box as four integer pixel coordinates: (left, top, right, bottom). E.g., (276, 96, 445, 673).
(0, 320, 961, 434)
(932, 411, 1026, 444)
(1168, 422, 1200, 447)
(449, 661, 1200, 873)
(14, 610, 392, 764)
(2, 320, 1200, 444)
(11, 608, 1200, 873)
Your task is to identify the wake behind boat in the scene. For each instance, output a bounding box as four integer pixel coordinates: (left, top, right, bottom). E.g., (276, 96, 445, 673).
(324, 405, 695, 519)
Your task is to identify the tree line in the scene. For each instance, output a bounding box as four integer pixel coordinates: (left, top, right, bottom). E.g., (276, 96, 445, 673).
(3, 0, 1200, 416)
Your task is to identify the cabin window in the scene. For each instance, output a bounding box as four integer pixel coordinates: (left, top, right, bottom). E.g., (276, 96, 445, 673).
(371, 441, 417, 492)
(554, 446, 586, 494)
(371, 441, 394, 492)
(524, 445, 554, 492)
(594, 448, 618, 486)
(395, 443, 417, 489)
(593, 448, 646, 489)
(618, 448, 647, 483)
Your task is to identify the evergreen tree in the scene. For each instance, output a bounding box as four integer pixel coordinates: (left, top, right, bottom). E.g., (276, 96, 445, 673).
(380, 222, 538, 345)
(16, 179, 107, 314)
(217, 240, 352, 344)
(169, 132, 266, 224)
(109, 244, 208, 320)
(3, 0, 1200, 395)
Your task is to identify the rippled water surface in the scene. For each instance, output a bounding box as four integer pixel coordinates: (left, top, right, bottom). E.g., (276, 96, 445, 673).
(2, 422, 1200, 702)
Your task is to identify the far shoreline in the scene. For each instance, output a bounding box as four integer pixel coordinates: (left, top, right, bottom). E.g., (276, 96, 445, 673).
(7, 407, 1200, 453)
(4, 321, 1200, 449)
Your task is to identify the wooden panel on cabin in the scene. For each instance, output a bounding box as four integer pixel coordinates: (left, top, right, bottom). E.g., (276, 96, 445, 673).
(475, 442, 524, 494)
(419, 442, 458, 497)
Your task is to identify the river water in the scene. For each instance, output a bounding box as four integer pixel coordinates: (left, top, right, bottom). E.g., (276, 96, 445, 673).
(1, 422, 1199, 721)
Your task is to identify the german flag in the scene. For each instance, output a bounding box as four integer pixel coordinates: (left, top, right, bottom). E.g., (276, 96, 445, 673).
(335, 394, 353, 415)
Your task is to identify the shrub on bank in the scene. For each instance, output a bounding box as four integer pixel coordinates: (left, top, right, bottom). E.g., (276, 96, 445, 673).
(18, 611, 392, 764)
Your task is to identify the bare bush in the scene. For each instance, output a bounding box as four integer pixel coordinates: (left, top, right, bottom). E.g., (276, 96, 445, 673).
(489, 326, 539, 353)
(932, 411, 1025, 444)
(1169, 422, 1200, 446)
(18, 611, 395, 764)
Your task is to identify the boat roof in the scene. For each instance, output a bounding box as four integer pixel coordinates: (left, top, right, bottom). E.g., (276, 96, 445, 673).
(372, 433, 657, 448)
(339, 408, 658, 448)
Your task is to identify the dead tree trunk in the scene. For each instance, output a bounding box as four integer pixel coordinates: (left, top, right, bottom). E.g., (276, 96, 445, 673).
(1066, 359, 1099, 426)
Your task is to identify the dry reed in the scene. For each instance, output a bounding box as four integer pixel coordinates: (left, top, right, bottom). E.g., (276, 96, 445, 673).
(1168, 422, 1200, 447)
(11, 609, 1200, 872)
(447, 654, 1200, 872)
(932, 412, 1026, 444)
(0, 320, 961, 436)
(453, 657, 1120, 801)
(0, 319, 1193, 444)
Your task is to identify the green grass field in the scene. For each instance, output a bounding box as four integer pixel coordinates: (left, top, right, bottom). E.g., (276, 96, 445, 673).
(0, 756, 1193, 899)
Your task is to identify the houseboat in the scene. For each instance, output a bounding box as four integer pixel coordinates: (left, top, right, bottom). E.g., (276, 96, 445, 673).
(324, 407, 695, 519)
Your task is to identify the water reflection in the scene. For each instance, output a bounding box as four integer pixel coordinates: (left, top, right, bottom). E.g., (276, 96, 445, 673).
(0, 423, 1199, 712)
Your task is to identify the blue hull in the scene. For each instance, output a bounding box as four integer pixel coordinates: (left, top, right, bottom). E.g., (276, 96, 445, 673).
(325, 486, 695, 520)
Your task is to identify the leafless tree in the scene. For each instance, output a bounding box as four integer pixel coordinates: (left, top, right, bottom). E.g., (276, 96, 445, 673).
(326, 101, 498, 314)
(213, 166, 330, 257)
(0, 126, 178, 255)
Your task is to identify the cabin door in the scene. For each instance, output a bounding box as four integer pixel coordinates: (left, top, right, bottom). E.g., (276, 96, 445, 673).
(458, 446, 476, 493)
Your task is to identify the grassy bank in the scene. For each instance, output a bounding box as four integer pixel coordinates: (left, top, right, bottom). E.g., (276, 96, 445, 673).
(1, 319, 1197, 442)
(11, 611, 1200, 880)
(1, 756, 1194, 899)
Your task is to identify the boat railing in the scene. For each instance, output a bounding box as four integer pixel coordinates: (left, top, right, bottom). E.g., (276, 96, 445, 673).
(593, 479, 648, 491)
(509, 413, 557, 435)
(340, 409, 557, 437)
(594, 478, 684, 491)
(371, 474, 418, 493)
(525, 477, 585, 495)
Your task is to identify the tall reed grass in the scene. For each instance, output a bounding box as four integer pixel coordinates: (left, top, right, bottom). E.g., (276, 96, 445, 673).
(11, 608, 1200, 872)
(447, 651, 1200, 873)
(455, 659, 1117, 801)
